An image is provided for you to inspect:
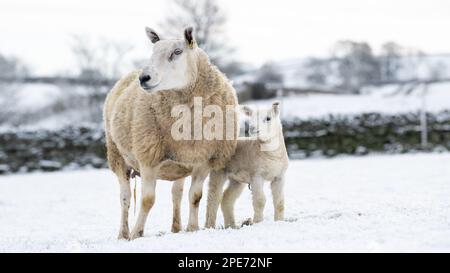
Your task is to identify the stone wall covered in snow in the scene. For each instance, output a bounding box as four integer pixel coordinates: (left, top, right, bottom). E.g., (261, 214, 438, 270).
(284, 111, 450, 158)
(1, 111, 450, 174)
(0, 126, 106, 174)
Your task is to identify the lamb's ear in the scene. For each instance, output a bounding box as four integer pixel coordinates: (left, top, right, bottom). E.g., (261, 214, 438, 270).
(272, 101, 281, 116)
(184, 26, 196, 49)
(145, 27, 160, 44)
(240, 105, 253, 117)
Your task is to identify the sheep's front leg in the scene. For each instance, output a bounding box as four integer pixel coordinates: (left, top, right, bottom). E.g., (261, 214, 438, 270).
(205, 170, 227, 228)
(271, 176, 285, 221)
(130, 166, 158, 240)
(186, 167, 209, 232)
(251, 176, 266, 223)
(171, 178, 184, 233)
(221, 179, 245, 228)
(117, 175, 131, 240)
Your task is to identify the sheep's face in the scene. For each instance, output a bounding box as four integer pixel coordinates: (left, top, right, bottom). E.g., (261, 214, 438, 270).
(242, 102, 282, 142)
(140, 27, 197, 92)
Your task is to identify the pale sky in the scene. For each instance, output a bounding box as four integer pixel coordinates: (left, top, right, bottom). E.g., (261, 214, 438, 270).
(1, 0, 449, 75)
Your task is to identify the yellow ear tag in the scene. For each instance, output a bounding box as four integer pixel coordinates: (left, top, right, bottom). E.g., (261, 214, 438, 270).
(188, 40, 195, 49)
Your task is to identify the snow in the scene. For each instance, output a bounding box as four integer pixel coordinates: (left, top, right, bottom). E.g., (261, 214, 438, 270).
(1, 153, 449, 252)
(251, 82, 450, 120)
(1, 78, 449, 131)
(14, 83, 62, 111)
(0, 82, 104, 131)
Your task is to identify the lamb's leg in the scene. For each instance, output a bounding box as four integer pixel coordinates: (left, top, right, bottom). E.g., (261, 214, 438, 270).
(271, 176, 285, 221)
(251, 176, 266, 223)
(221, 179, 245, 228)
(117, 175, 131, 240)
(186, 166, 209, 232)
(130, 166, 158, 240)
(205, 170, 227, 229)
(171, 178, 184, 233)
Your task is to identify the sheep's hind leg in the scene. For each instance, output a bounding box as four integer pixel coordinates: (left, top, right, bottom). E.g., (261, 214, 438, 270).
(205, 170, 227, 229)
(186, 166, 209, 232)
(117, 174, 131, 240)
(107, 140, 131, 240)
(171, 178, 184, 233)
(130, 166, 158, 240)
(221, 179, 245, 228)
(271, 176, 285, 221)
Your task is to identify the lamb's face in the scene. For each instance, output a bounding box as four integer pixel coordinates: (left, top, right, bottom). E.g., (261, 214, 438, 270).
(242, 102, 282, 142)
(139, 27, 197, 92)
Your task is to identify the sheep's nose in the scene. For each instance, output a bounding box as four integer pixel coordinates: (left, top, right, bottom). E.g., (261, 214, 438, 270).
(139, 74, 151, 84)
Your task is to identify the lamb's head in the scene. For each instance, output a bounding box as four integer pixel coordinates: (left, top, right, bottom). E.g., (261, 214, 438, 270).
(242, 101, 282, 142)
(139, 27, 198, 91)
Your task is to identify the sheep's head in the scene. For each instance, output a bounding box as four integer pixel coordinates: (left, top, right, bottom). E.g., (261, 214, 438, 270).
(241, 101, 282, 143)
(139, 27, 198, 92)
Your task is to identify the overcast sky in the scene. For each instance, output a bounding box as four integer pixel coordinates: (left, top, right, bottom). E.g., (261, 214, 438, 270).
(1, 0, 449, 75)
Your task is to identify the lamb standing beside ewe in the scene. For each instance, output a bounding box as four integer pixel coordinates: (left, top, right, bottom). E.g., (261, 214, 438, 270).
(103, 27, 238, 240)
(205, 102, 288, 228)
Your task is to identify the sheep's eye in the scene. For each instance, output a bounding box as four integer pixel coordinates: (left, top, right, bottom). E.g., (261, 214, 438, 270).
(174, 48, 183, 55)
(265, 117, 271, 122)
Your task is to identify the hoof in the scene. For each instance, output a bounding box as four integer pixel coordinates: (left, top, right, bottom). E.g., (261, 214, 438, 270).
(241, 218, 253, 227)
(117, 228, 130, 240)
(186, 225, 199, 232)
(130, 229, 144, 240)
(253, 216, 263, 224)
(117, 232, 130, 240)
(171, 224, 182, 233)
(224, 221, 239, 229)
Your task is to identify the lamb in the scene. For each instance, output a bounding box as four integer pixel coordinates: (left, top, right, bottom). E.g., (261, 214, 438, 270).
(205, 102, 289, 228)
(103, 27, 238, 240)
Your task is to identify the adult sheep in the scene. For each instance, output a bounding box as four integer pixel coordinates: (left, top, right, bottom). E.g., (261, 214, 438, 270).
(103, 27, 238, 240)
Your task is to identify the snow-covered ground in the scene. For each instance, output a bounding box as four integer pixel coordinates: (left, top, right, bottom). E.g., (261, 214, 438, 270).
(0, 153, 449, 252)
(252, 82, 450, 120)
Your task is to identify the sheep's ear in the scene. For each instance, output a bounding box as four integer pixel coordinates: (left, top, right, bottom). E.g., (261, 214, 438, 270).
(184, 26, 196, 49)
(145, 27, 160, 44)
(272, 101, 281, 116)
(240, 105, 253, 117)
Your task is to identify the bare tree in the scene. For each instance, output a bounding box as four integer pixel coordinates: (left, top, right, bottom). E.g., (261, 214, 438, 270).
(0, 53, 29, 79)
(70, 35, 101, 80)
(380, 42, 403, 82)
(256, 62, 284, 85)
(428, 61, 447, 81)
(247, 62, 284, 100)
(160, 0, 234, 68)
(220, 61, 249, 78)
(333, 40, 381, 93)
(99, 39, 134, 79)
(70, 35, 133, 80)
(304, 57, 331, 86)
(405, 48, 426, 82)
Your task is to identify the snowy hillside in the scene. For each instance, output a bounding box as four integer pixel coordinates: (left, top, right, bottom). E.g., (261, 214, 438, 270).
(1, 80, 449, 131)
(233, 54, 450, 90)
(0, 82, 108, 131)
(251, 82, 450, 120)
(0, 153, 449, 252)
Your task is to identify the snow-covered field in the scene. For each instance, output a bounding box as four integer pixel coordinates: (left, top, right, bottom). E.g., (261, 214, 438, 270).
(252, 82, 450, 120)
(0, 153, 449, 252)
